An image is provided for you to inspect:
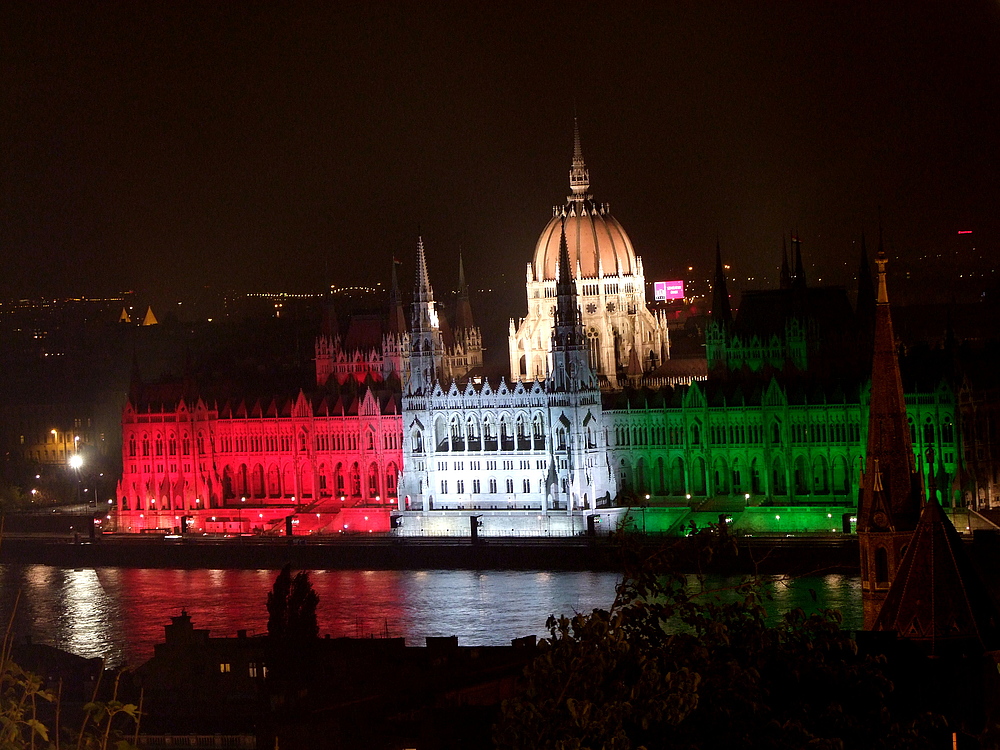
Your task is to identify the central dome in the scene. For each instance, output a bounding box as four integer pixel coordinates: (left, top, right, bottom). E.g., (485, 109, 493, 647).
(532, 200, 638, 281)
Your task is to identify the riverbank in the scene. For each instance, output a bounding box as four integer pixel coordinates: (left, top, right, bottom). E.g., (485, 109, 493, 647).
(0, 533, 863, 574)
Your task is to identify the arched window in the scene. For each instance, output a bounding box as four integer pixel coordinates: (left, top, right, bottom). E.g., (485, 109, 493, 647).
(267, 464, 281, 497)
(252, 464, 265, 498)
(942, 417, 954, 444)
(128, 436, 137, 457)
(412, 430, 424, 453)
(923, 418, 935, 446)
(449, 417, 464, 451)
(812, 456, 829, 494)
(350, 463, 361, 497)
(690, 423, 701, 445)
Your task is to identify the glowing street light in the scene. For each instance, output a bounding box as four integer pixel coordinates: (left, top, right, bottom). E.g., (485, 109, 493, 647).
(68, 454, 83, 470)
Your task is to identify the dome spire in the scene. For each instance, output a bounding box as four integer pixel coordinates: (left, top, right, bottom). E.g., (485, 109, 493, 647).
(568, 118, 590, 200)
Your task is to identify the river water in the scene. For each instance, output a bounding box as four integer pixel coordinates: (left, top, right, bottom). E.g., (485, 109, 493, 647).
(0, 565, 862, 667)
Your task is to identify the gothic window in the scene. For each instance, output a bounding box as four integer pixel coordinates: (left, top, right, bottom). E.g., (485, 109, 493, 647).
(923, 418, 935, 446)
(142, 435, 150, 457)
(812, 456, 829, 494)
(129, 436, 136, 457)
(334, 464, 345, 495)
(794, 456, 808, 495)
(412, 430, 424, 453)
(771, 421, 781, 445)
(252, 465, 265, 498)
(441, 480, 448, 494)
(450, 417, 464, 450)
(690, 423, 701, 446)
(386, 465, 398, 495)
(267, 465, 281, 497)
(772, 458, 787, 495)
(182, 435, 191, 455)
(506, 478, 514, 493)
(350, 463, 361, 497)
(368, 464, 379, 496)
(908, 417, 916, 444)
(467, 417, 480, 447)
(523, 478, 530, 493)
(489, 477, 497, 493)
(942, 417, 954, 444)
(692, 457, 707, 495)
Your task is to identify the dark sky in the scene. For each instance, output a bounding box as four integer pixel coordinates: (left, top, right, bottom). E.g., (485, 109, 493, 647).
(3, 1, 1000, 317)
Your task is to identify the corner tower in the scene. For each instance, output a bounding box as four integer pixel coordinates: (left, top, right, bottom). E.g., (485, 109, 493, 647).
(858, 249, 923, 629)
(406, 237, 444, 395)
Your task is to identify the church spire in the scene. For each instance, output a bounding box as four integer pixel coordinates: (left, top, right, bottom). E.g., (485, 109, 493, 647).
(779, 235, 791, 290)
(858, 247, 923, 629)
(568, 118, 591, 200)
(711, 241, 732, 325)
(388, 257, 406, 335)
(792, 232, 806, 289)
(414, 235, 434, 305)
(454, 250, 476, 331)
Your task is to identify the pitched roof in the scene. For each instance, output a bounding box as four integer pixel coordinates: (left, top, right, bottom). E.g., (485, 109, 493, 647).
(874, 499, 1000, 654)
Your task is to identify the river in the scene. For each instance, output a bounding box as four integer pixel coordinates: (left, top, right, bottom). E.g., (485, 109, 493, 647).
(0, 565, 862, 667)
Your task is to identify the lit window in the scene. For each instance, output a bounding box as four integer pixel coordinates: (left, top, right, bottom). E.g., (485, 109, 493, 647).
(220, 663, 231, 673)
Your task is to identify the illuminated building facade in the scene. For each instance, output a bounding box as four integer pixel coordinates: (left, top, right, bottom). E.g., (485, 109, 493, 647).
(509, 124, 670, 388)
(113, 137, 964, 537)
(398, 229, 617, 535)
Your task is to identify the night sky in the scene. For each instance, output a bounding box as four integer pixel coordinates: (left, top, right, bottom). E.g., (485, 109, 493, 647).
(3, 2, 1000, 318)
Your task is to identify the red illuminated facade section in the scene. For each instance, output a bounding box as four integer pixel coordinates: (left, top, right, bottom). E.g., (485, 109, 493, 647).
(115, 381, 402, 535)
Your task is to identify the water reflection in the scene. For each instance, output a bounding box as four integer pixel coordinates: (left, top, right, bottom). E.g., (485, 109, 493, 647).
(0, 566, 860, 668)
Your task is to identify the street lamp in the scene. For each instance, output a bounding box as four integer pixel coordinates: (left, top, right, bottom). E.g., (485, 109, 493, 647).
(68, 453, 83, 504)
(240, 496, 246, 532)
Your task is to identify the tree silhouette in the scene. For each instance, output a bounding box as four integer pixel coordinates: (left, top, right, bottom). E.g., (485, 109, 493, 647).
(266, 564, 319, 640)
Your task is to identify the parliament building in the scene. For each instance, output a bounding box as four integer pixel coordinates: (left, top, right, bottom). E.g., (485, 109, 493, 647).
(115, 130, 960, 536)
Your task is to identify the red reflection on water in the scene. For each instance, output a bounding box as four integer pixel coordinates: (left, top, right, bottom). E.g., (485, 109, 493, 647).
(114, 568, 407, 663)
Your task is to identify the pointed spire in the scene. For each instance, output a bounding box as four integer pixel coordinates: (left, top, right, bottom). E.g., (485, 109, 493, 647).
(711, 241, 732, 325)
(861, 249, 921, 530)
(551, 219, 591, 390)
(792, 233, 806, 289)
(876, 224, 888, 303)
(454, 249, 475, 332)
(414, 236, 434, 303)
(779, 235, 791, 290)
(568, 118, 591, 200)
(142, 306, 158, 326)
(457, 251, 468, 295)
(388, 257, 406, 335)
